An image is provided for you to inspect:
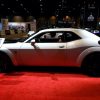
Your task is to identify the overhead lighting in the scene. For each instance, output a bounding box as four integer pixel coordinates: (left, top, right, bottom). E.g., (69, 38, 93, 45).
(27, 11, 29, 13)
(40, 8, 43, 12)
(68, 10, 71, 12)
(1, 3, 4, 6)
(8, 8, 10, 10)
(12, 10, 16, 13)
(24, 8, 26, 10)
(20, 3, 23, 6)
(40, 4, 43, 7)
(56, 15, 58, 17)
(73, 8, 75, 10)
(59, 5, 61, 7)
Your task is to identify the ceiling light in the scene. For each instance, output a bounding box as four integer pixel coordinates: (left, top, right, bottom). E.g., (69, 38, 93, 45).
(20, 4, 23, 6)
(12, 10, 15, 13)
(8, 8, 10, 10)
(40, 4, 43, 6)
(24, 8, 27, 10)
(59, 5, 61, 7)
(1, 3, 4, 6)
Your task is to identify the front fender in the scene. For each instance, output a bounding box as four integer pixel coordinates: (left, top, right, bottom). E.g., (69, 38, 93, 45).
(77, 47, 100, 66)
(0, 47, 18, 66)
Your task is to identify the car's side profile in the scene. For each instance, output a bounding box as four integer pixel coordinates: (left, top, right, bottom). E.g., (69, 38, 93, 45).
(0, 28, 100, 75)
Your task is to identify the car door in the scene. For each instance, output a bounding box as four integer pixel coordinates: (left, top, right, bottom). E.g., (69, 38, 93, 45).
(19, 31, 67, 66)
(64, 31, 82, 66)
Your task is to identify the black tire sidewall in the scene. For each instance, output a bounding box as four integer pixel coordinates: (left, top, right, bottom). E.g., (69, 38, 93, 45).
(82, 54, 100, 76)
(0, 53, 12, 73)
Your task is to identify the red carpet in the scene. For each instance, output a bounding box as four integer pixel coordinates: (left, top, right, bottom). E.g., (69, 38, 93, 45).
(0, 72, 100, 100)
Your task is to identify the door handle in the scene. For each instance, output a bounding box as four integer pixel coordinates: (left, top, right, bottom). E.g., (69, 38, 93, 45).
(59, 45, 65, 48)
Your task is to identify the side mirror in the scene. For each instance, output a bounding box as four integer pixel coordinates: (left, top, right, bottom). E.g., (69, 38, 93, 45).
(31, 39, 36, 46)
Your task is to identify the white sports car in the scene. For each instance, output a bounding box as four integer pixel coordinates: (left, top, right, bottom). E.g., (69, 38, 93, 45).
(0, 28, 100, 75)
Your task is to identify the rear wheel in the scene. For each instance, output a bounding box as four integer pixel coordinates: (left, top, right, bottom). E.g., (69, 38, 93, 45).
(82, 54, 100, 76)
(0, 53, 13, 73)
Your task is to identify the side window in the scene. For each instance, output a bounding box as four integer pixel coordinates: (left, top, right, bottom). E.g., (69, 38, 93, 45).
(35, 32, 64, 43)
(64, 31, 81, 42)
(27, 31, 81, 43)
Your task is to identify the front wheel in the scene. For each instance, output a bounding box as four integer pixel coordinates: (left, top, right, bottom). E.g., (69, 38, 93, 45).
(0, 53, 13, 73)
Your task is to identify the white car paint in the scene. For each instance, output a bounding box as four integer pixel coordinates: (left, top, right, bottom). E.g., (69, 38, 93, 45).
(0, 28, 100, 67)
(0, 38, 5, 47)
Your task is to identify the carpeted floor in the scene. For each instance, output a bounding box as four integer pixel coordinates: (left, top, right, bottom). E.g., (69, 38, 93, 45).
(0, 67, 100, 100)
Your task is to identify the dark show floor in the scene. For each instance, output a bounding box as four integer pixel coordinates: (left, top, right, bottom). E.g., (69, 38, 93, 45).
(0, 66, 100, 100)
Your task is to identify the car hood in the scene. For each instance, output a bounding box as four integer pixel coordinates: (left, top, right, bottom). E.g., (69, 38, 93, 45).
(0, 38, 5, 48)
(1, 42, 23, 49)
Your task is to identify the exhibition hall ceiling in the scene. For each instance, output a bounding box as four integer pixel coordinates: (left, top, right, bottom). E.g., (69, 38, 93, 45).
(0, 0, 99, 17)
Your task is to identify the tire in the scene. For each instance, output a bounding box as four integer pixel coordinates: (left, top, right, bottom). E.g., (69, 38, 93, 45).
(0, 53, 13, 73)
(81, 54, 100, 76)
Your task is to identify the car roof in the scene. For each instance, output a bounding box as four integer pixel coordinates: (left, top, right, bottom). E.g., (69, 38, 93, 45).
(38, 28, 100, 38)
(38, 28, 79, 33)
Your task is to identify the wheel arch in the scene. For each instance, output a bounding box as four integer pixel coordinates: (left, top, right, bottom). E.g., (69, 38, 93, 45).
(77, 47, 100, 66)
(81, 52, 100, 66)
(0, 49, 18, 66)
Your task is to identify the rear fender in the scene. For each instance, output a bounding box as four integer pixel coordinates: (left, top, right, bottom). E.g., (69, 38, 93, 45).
(77, 47, 100, 66)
